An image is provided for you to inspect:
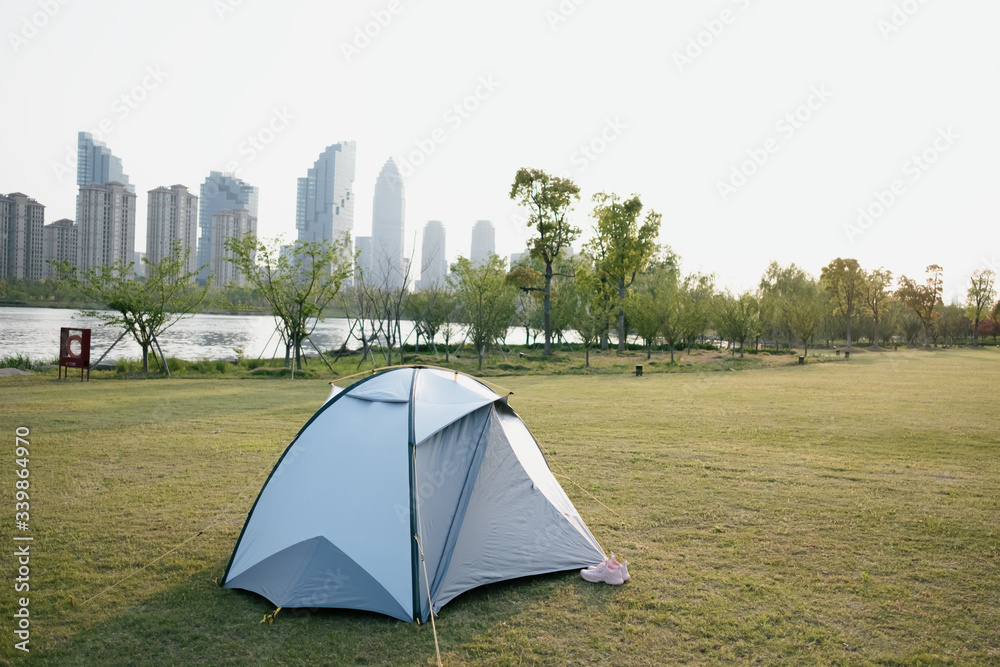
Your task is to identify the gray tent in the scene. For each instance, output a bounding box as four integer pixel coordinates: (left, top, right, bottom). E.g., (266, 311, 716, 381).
(222, 366, 605, 621)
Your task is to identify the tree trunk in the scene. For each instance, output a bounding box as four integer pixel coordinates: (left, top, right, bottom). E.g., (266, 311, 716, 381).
(478, 346, 484, 370)
(669, 343, 675, 364)
(141, 343, 150, 373)
(873, 317, 880, 349)
(845, 314, 852, 348)
(585, 345, 590, 368)
(543, 262, 553, 355)
(972, 318, 979, 347)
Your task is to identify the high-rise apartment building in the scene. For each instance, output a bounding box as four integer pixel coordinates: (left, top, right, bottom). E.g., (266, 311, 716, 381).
(146, 185, 199, 274)
(198, 172, 258, 283)
(354, 235, 372, 282)
(76, 182, 136, 272)
(0, 192, 45, 280)
(370, 158, 405, 288)
(76, 132, 133, 192)
(210, 207, 256, 287)
(41, 218, 77, 279)
(470, 219, 495, 265)
(417, 220, 447, 289)
(296, 142, 356, 246)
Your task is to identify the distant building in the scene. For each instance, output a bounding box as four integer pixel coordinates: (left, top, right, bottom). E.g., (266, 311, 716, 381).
(370, 158, 406, 288)
(133, 251, 146, 279)
(146, 184, 198, 274)
(41, 218, 77, 280)
(470, 220, 495, 265)
(417, 220, 447, 289)
(210, 207, 257, 287)
(354, 235, 372, 282)
(77, 132, 133, 192)
(296, 142, 356, 246)
(198, 172, 258, 283)
(0, 192, 45, 280)
(76, 181, 136, 272)
(510, 248, 530, 266)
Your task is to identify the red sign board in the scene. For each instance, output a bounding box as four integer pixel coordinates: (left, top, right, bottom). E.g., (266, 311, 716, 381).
(59, 328, 91, 381)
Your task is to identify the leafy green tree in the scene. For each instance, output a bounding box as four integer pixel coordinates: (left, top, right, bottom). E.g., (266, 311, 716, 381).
(895, 265, 944, 348)
(406, 286, 458, 354)
(821, 258, 865, 348)
(966, 268, 996, 347)
(861, 267, 893, 349)
(509, 168, 581, 355)
(227, 234, 352, 373)
(759, 262, 814, 350)
(715, 291, 761, 358)
(507, 257, 545, 346)
(628, 259, 683, 361)
(55, 244, 209, 374)
(680, 273, 715, 353)
(785, 276, 828, 356)
(586, 192, 661, 352)
(449, 255, 517, 370)
(568, 262, 614, 368)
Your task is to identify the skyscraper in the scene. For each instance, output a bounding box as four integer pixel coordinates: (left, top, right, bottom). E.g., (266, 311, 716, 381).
(146, 184, 198, 274)
(470, 219, 495, 265)
(197, 172, 258, 282)
(76, 181, 136, 272)
(76, 132, 133, 193)
(418, 220, 447, 289)
(354, 235, 372, 282)
(296, 142, 356, 246)
(42, 218, 77, 280)
(210, 207, 256, 287)
(0, 192, 44, 280)
(370, 158, 406, 288)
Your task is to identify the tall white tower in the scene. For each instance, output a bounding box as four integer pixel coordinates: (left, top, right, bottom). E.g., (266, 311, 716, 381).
(370, 158, 405, 288)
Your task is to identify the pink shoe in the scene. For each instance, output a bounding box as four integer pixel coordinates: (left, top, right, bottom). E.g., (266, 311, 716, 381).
(609, 554, 630, 581)
(580, 558, 625, 585)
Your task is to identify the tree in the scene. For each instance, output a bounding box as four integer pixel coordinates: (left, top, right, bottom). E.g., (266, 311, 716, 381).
(895, 264, 944, 348)
(564, 259, 612, 368)
(507, 257, 545, 346)
(627, 258, 683, 362)
(586, 192, 661, 352)
(406, 285, 458, 355)
(966, 269, 996, 347)
(861, 267, 893, 349)
(820, 258, 865, 348)
(449, 255, 517, 370)
(509, 168, 581, 356)
(55, 244, 209, 374)
(227, 234, 352, 373)
(680, 273, 715, 353)
(715, 291, 760, 358)
(785, 277, 828, 356)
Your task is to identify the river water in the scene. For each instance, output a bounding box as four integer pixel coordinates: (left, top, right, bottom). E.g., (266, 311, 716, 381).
(0, 306, 417, 363)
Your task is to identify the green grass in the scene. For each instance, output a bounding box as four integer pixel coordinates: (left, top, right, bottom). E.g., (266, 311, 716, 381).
(1, 349, 998, 664)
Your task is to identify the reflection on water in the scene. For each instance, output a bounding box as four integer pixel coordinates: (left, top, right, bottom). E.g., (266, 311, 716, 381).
(0, 307, 417, 363)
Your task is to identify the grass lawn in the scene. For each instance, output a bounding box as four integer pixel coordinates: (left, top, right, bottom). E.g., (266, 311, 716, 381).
(1, 348, 998, 665)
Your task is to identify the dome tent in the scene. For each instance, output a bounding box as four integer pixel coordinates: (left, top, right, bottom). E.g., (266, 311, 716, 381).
(222, 366, 605, 622)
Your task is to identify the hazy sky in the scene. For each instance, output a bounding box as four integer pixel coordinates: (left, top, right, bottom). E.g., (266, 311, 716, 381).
(4, 0, 998, 303)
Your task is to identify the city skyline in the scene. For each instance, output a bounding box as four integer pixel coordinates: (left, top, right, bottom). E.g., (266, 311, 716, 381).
(3, 1, 998, 303)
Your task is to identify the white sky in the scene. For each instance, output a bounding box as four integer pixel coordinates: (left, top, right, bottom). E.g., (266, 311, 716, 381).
(4, 0, 998, 303)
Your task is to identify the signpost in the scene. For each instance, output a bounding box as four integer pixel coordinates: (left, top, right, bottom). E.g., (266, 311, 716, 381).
(59, 328, 91, 381)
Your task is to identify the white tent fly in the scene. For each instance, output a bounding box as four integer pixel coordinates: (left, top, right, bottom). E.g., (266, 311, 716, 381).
(222, 366, 605, 622)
